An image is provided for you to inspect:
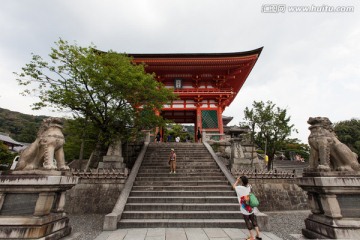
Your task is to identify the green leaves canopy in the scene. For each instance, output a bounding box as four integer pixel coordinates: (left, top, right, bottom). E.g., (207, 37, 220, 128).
(244, 100, 296, 170)
(15, 39, 175, 144)
(334, 118, 360, 159)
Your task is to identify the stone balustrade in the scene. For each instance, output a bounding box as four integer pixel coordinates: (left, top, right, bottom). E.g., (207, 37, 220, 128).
(232, 169, 296, 179)
(70, 168, 128, 179)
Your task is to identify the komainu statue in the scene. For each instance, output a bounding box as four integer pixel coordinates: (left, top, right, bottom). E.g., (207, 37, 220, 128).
(307, 117, 359, 172)
(15, 117, 70, 171)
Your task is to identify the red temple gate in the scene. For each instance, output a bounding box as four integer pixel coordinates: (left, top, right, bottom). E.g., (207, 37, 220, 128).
(131, 48, 263, 141)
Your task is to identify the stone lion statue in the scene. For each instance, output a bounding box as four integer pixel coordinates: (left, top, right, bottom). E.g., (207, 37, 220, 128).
(15, 117, 70, 171)
(307, 117, 359, 172)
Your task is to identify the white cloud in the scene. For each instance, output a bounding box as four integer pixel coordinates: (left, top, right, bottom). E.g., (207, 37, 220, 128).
(1, 0, 359, 143)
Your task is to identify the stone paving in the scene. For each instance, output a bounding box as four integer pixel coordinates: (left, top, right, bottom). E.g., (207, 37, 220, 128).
(92, 228, 282, 240)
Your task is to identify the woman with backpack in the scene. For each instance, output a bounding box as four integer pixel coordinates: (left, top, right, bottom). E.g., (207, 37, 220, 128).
(233, 176, 262, 240)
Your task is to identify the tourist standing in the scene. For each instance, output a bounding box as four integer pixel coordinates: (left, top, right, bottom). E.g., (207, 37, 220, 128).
(197, 127, 202, 143)
(156, 132, 161, 143)
(168, 148, 177, 174)
(175, 136, 180, 142)
(233, 176, 262, 240)
(264, 155, 268, 168)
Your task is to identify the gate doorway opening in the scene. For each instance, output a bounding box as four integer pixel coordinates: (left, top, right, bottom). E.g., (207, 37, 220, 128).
(160, 110, 196, 143)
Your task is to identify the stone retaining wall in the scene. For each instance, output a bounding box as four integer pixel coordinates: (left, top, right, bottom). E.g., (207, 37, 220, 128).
(250, 178, 308, 211)
(65, 177, 126, 214)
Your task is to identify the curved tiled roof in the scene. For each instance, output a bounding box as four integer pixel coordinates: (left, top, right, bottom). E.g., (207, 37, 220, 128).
(0, 133, 23, 146)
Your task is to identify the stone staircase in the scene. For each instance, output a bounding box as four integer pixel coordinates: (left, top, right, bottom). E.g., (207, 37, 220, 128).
(118, 142, 245, 228)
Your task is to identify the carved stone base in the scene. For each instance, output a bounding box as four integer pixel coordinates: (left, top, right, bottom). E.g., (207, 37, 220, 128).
(302, 214, 360, 239)
(297, 171, 360, 239)
(0, 175, 78, 239)
(0, 213, 71, 239)
(103, 155, 126, 169)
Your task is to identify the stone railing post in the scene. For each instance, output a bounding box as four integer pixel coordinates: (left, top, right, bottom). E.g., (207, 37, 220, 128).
(202, 129, 207, 142)
(143, 130, 151, 143)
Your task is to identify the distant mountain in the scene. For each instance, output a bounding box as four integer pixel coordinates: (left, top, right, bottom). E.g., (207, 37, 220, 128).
(0, 108, 49, 143)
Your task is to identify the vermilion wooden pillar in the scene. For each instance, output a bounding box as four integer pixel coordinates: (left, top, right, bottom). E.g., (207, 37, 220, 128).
(196, 107, 202, 142)
(217, 106, 224, 135)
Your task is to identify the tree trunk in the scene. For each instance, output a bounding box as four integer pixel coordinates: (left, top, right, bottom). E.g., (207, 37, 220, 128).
(85, 138, 107, 171)
(267, 152, 275, 171)
(78, 138, 84, 169)
(267, 158, 272, 171)
(79, 138, 84, 160)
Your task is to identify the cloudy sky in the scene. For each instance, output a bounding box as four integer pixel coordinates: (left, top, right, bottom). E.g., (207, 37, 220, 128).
(0, 0, 359, 143)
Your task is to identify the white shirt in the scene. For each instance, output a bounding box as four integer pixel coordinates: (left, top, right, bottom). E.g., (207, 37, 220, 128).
(234, 185, 253, 215)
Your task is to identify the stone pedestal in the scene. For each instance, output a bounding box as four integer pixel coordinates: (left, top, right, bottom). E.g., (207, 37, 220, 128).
(230, 138, 262, 171)
(0, 172, 78, 239)
(102, 140, 126, 170)
(297, 172, 360, 239)
(103, 155, 126, 169)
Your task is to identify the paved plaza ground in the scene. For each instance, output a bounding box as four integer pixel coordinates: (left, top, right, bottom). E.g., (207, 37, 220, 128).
(63, 210, 310, 240)
(93, 228, 282, 240)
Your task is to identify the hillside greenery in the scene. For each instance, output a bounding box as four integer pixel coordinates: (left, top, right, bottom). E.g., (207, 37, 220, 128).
(0, 108, 96, 164)
(0, 108, 47, 143)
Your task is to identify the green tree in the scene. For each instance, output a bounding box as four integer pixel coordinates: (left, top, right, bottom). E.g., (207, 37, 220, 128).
(244, 100, 296, 170)
(164, 124, 188, 142)
(62, 118, 98, 162)
(334, 118, 360, 160)
(280, 138, 310, 161)
(15, 39, 175, 168)
(0, 142, 16, 169)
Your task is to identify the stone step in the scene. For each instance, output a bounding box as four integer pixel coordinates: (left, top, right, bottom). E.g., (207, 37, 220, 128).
(121, 210, 241, 219)
(139, 165, 219, 170)
(153, 153, 211, 155)
(148, 143, 205, 147)
(133, 180, 228, 186)
(139, 167, 218, 171)
(146, 150, 210, 153)
(146, 152, 210, 156)
(147, 151, 209, 153)
(118, 218, 246, 228)
(124, 203, 239, 211)
(135, 176, 227, 181)
(130, 191, 236, 197)
(137, 169, 221, 174)
(145, 156, 211, 159)
(127, 196, 237, 204)
(145, 154, 210, 157)
(142, 159, 216, 163)
(145, 155, 211, 158)
(131, 185, 231, 191)
(146, 151, 210, 154)
(140, 163, 218, 167)
(136, 172, 225, 178)
(117, 142, 243, 229)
